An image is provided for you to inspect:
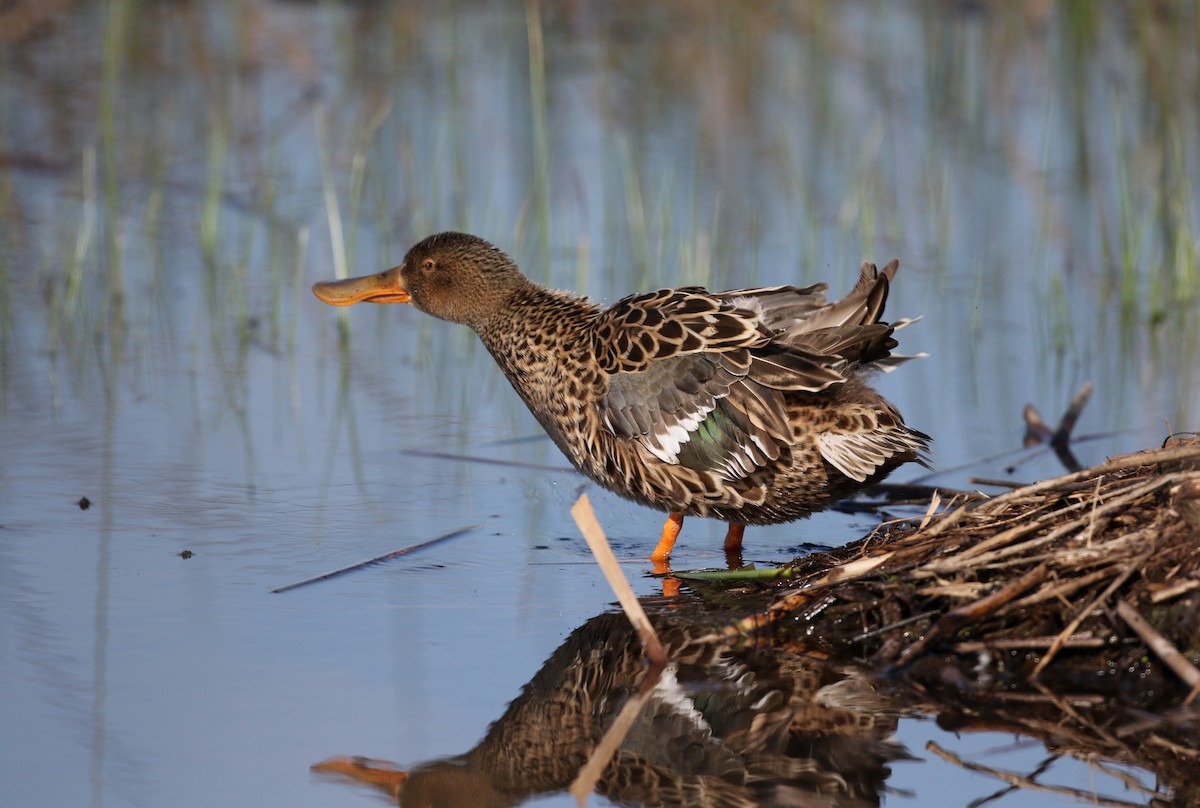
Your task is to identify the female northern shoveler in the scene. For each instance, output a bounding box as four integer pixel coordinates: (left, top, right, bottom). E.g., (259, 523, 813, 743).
(312, 232, 930, 561)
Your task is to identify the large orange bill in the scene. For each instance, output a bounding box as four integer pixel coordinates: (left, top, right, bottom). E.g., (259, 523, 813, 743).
(311, 265, 408, 306)
(312, 756, 407, 798)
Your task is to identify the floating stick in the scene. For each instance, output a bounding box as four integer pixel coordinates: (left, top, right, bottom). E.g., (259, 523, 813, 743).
(271, 525, 477, 593)
(403, 448, 574, 473)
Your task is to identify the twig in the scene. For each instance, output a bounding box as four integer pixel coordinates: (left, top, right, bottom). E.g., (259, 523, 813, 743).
(854, 611, 937, 643)
(565, 496, 673, 801)
(922, 474, 1181, 575)
(976, 443, 1200, 517)
(915, 581, 988, 598)
(915, 429, 1119, 483)
(1088, 757, 1167, 797)
(570, 494, 666, 666)
(1031, 552, 1150, 678)
(969, 477, 1028, 489)
(916, 519, 1044, 575)
(907, 502, 969, 540)
(1023, 403, 1053, 446)
(994, 693, 1106, 708)
(1001, 567, 1118, 612)
(896, 562, 1050, 666)
(947, 561, 1051, 622)
(1021, 383, 1093, 472)
(1147, 734, 1200, 758)
(954, 635, 1106, 653)
(926, 741, 1154, 808)
(917, 489, 941, 530)
(1115, 598, 1200, 694)
(1029, 678, 1125, 748)
(861, 482, 984, 502)
(1052, 382, 1093, 449)
(270, 525, 477, 593)
(402, 448, 575, 474)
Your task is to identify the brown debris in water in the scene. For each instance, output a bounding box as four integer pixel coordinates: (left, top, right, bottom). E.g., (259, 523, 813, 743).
(716, 436, 1200, 671)
(699, 436, 1200, 802)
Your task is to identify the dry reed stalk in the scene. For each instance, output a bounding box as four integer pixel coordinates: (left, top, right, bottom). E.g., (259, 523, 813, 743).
(1150, 578, 1200, 603)
(694, 552, 895, 644)
(896, 562, 1051, 666)
(695, 439, 1200, 692)
(1001, 566, 1119, 611)
(973, 443, 1200, 517)
(570, 494, 666, 666)
(1031, 552, 1151, 678)
(918, 473, 1182, 576)
(953, 635, 1106, 652)
(1115, 598, 1200, 693)
(569, 494, 667, 807)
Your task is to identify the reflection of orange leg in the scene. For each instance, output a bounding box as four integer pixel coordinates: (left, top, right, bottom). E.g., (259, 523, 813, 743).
(312, 756, 407, 800)
(723, 523, 745, 556)
(650, 512, 684, 562)
(650, 555, 680, 596)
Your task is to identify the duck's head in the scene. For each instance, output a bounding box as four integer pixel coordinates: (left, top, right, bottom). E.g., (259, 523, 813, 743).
(311, 232, 528, 328)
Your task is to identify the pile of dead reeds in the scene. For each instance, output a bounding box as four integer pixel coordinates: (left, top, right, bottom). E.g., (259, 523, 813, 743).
(713, 437, 1200, 692)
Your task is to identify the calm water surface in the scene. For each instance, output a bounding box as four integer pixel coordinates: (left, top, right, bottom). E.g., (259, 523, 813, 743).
(1, 2, 1197, 806)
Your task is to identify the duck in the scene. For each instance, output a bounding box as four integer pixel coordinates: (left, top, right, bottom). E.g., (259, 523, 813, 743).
(312, 232, 929, 562)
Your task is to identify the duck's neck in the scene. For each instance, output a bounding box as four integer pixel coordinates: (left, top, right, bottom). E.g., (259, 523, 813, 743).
(474, 283, 598, 367)
(473, 284, 604, 463)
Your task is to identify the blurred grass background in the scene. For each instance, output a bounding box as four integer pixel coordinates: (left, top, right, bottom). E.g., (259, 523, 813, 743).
(0, 0, 1197, 442)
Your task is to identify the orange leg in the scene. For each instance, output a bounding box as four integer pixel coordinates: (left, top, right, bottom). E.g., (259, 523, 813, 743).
(723, 523, 745, 556)
(650, 512, 684, 562)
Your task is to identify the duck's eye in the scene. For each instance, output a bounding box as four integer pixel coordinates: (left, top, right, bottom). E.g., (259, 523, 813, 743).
(422, 259, 436, 272)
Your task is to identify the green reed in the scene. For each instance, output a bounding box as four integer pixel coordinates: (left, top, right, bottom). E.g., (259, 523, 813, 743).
(315, 107, 346, 283)
(618, 137, 652, 288)
(0, 66, 9, 390)
(346, 103, 392, 279)
(100, 0, 129, 327)
(1163, 125, 1198, 309)
(526, 0, 551, 279)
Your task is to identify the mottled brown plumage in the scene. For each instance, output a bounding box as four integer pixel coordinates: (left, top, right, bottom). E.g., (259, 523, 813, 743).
(312, 232, 930, 560)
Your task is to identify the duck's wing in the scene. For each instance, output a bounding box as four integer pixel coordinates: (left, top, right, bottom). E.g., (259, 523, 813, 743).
(595, 289, 841, 479)
(600, 351, 790, 478)
(748, 261, 930, 479)
(723, 261, 905, 369)
(795, 260, 897, 329)
(595, 287, 774, 367)
(597, 286, 850, 389)
(814, 400, 931, 482)
(595, 265, 924, 482)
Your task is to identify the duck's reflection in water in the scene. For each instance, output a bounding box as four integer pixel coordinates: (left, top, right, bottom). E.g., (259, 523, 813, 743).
(315, 610, 911, 807)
